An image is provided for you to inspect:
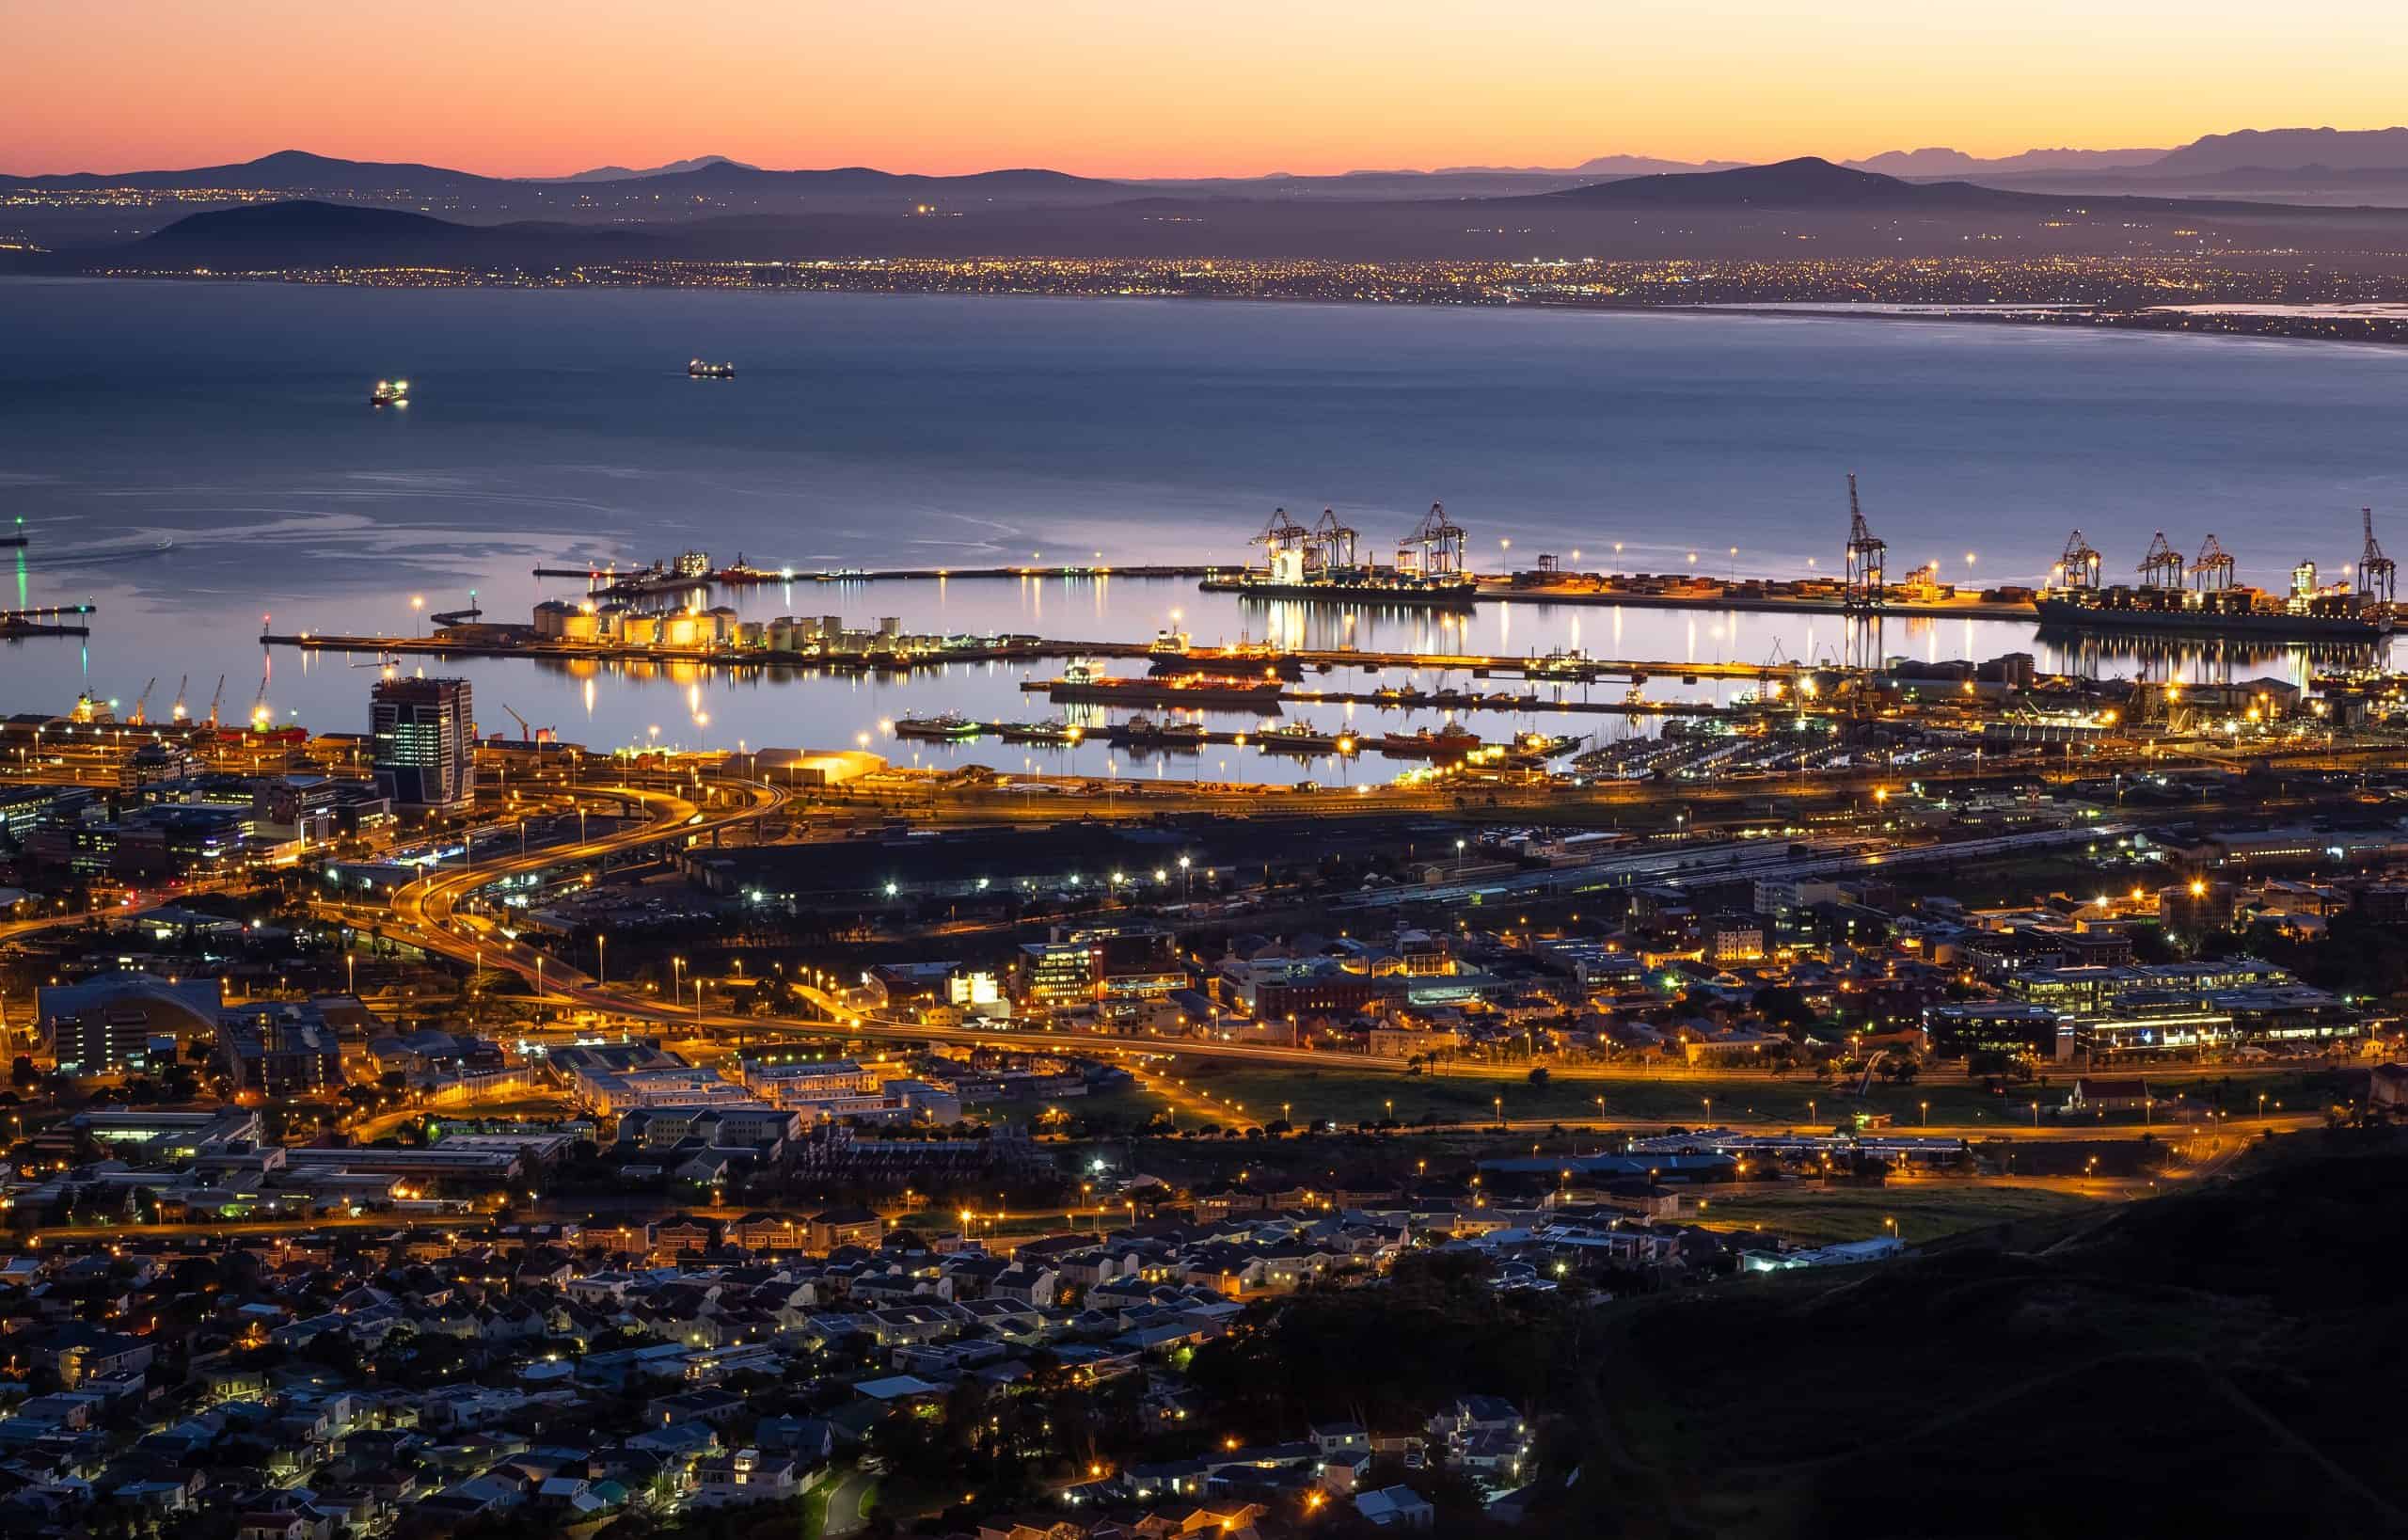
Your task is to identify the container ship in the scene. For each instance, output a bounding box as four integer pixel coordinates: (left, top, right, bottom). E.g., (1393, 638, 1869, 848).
(2033, 528, 2396, 643)
(689, 358, 737, 379)
(1200, 570, 1479, 608)
(1198, 503, 1481, 608)
(1029, 660, 1285, 711)
(2032, 591, 2391, 641)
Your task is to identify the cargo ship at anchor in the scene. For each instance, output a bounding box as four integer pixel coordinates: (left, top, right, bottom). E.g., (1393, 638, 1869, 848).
(1028, 659, 1285, 711)
(2034, 525, 2396, 643)
(1199, 503, 1481, 608)
(689, 358, 737, 378)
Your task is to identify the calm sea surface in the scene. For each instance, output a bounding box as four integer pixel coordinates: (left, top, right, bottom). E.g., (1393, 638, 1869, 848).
(5, 279, 2406, 778)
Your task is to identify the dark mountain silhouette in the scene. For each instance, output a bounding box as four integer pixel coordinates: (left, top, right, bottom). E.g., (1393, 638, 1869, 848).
(141, 201, 494, 245)
(125, 200, 667, 264)
(1533, 156, 2030, 207)
(622, 161, 1132, 201)
(0, 149, 1134, 204)
(0, 149, 507, 192)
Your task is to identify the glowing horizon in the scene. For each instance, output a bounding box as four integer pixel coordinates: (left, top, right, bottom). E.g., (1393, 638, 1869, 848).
(8, 0, 2408, 181)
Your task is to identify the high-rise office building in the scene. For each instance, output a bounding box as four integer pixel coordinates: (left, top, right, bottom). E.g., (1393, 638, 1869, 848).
(371, 676, 475, 812)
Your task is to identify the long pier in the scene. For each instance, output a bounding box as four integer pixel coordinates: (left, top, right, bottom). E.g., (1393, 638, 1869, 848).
(263, 627, 1814, 688)
(2, 603, 93, 638)
(531, 562, 1216, 600)
(1474, 577, 2039, 623)
(530, 555, 2046, 626)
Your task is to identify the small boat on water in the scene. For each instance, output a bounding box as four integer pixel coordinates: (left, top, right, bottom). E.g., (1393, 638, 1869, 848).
(689, 358, 737, 378)
(370, 378, 410, 407)
(1255, 721, 1357, 755)
(997, 719, 1084, 745)
(1113, 714, 1208, 749)
(1381, 722, 1484, 759)
(895, 713, 986, 741)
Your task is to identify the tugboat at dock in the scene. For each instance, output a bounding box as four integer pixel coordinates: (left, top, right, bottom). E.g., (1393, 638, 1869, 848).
(1111, 715, 1209, 750)
(1255, 721, 1357, 755)
(894, 712, 986, 742)
(370, 378, 410, 407)
(1034, 659, 1286, 711)
(689, 358, 737, 379)
(997, 719, 1085, 745)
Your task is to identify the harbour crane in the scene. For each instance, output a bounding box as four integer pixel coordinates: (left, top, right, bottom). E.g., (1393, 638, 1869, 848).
(127, 677, 156, 726)
(204, 675, 225, 728)
(249, 673, 270, 730)
(2359, 508, 2396, 602)
(1309, 507, 1359, 573)
(1842, 473, 1886, 612)
(2139, 532, 2186, 589)
(2193, 535, 2235, 593)
(1399, 501, 1466, 576)
(1251, 506, 1311, 573)
(169, 675, 189, 722)
(2055, 530, 2101, 591)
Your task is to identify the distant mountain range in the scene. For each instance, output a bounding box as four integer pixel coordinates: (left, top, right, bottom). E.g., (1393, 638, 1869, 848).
(1843, 146, 2166, 176)
(70, 156, 2408, 278)
(527, 154, 757, 183)
(12, 127, 2408, 207)
(2150, 126, 2408, 173)
(1529, 156, 2029, 208)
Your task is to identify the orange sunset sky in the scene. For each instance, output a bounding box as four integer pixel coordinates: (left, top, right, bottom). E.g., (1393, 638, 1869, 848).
(7, 0, 2406, 178)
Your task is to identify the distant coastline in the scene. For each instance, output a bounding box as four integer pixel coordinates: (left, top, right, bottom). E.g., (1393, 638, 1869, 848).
(37, 261, 2408, 349)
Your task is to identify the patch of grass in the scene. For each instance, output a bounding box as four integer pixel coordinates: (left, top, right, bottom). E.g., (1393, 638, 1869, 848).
(1694, 1181, 2105, 1247)
(797, 1478, 833, 1540)
(1162, 1059, 2036, 1133)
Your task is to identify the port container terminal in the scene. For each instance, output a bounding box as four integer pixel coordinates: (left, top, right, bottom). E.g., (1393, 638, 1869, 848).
(522, 485, 2400, 640)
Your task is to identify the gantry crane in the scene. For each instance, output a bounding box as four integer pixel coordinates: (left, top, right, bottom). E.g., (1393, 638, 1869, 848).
(2193, 534, 2235, 593)
(2360, 508, 2396, 602)
(1310, 507, 1359, 572)
(1251, 506, 1310, 574)
(2139, 532, 2186, 589)
(1842, 473, 1886, 612)
(2056, 530, 2101, 592)
(1399, 501, 1466, 576)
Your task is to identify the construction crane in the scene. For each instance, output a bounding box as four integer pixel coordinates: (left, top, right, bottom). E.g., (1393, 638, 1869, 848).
(204, 675, 225, 729)
(1842, 473, 1886, 612)
(169, 675, 189, 722)
(2360, 508, 2396, 602)
(249, 673, 270, 730)
(2193, 534, 2235, 593)
(2055, 530, 2101, 591)
(497, 704, 554, 743)
(126, 677, 156, 726)
(2139, 532, 2186, 589)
